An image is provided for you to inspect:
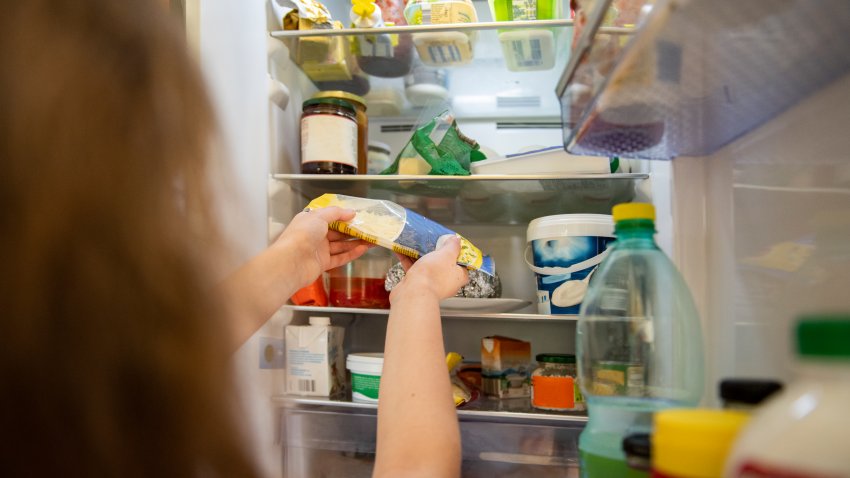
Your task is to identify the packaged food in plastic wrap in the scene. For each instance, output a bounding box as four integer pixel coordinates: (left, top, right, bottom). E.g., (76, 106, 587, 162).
(271, 0, 367, 92)
(306, 193, 495, 275)
(379, 109, 486, 176)
(447, 352, 476, 407)
(384, 262, 501, 298)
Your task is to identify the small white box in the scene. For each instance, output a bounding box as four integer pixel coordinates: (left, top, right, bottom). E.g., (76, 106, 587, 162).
(285, 317, 345, 397)
(471, 146, 615, 175)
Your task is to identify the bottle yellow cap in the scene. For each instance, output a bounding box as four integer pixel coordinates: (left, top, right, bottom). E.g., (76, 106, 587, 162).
(612, 202, 655, 222)
(653, 409, 750, 478)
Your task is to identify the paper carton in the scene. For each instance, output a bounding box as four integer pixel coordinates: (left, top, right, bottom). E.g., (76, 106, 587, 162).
(285, 318, 345, 397)
(481, 335, 532, 398)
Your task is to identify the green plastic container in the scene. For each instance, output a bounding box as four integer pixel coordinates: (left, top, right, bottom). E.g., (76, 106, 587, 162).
(487, 0, 562, 21)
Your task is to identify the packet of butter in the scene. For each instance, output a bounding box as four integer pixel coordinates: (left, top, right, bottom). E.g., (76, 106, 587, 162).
(306, 193, 495, 276)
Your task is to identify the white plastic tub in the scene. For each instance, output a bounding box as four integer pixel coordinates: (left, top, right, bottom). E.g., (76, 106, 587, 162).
(346, 353, 384, 403)
(526, 214, 614, 315)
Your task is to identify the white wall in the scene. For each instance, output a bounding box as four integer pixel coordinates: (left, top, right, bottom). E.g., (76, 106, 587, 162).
(191, 1, 283, 476)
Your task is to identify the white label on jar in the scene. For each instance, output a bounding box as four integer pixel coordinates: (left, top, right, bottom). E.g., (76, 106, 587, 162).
(301, 114, 357, 168)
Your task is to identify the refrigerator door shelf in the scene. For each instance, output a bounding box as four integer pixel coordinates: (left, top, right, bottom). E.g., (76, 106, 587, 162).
(557, 0, 850, 160)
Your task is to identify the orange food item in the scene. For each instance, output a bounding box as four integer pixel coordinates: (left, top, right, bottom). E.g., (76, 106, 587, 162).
(290, 276, 329, 306)
(532, 375, 575, 410)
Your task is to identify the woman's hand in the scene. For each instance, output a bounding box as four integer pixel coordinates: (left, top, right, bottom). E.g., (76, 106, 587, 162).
(391, 234, 469, 302)
(275, 207, 372, 289)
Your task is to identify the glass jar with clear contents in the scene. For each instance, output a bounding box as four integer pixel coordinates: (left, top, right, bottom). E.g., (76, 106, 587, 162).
(531, 353, 584, 411)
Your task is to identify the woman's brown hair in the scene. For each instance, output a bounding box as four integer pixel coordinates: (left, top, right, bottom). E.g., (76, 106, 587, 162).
(0, 1, 259, 476)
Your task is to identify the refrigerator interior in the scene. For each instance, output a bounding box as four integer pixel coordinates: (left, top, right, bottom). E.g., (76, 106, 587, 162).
(264, 0, 655, 475)
(188, 0, 850, 476)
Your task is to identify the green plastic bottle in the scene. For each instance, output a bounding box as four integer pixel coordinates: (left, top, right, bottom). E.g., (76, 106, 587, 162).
(576, 203, 704, 478)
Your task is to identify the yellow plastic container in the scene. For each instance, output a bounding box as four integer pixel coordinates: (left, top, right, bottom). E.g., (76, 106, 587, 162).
(653, 409, 750, 478)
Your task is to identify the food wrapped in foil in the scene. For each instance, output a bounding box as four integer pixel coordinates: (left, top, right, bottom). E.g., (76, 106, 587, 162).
(384, 262, 501, 298)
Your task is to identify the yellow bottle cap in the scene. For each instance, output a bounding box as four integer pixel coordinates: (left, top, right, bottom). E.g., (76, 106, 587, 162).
(612, 202, 655, 222)
(653, 409, 750, 478)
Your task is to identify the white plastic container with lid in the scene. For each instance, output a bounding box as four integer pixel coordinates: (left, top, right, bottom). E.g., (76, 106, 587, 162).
(347, 352, 384, 403)
(725, 315, 850, 478)
(404, 0, 479, 67)
(525, 214, 615, 315)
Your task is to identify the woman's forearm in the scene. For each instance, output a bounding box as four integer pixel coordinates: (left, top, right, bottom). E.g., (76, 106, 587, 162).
(374, 287, 461, 478)
(220, 241, 302, 347)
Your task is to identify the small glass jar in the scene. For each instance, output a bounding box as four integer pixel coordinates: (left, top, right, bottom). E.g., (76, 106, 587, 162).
(300, 98, 358, 174)
(328, 248, 392, 308)
(367, 141, 392, 174)
(531, 353, 584, 411)
(312, 91, 369, 174)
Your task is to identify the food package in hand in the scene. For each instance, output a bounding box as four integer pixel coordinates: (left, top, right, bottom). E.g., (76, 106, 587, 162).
(305, 193, 495, 275)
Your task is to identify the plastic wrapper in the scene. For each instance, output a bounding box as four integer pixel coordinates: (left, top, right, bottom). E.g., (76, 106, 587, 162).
(447, 352, 476, 407)
(271, 0, 365, 90)
(379, 109, 486, 176)
(384, 262, 501, 298)
(270, 0, 333, 30)
(306, 193, 495, 275)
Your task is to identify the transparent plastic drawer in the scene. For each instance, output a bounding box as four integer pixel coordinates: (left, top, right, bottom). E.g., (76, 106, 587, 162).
(282, 407, 583, 477)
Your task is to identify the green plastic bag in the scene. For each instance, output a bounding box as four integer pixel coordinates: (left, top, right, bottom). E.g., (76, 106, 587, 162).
(380, 110, 486, 176)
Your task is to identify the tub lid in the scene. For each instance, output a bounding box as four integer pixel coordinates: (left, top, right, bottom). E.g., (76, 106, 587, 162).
(527, 214, 614, 242)
(347, 352, 384, 364)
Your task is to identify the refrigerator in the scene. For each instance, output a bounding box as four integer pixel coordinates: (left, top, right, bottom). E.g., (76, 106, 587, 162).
(186, 0, 850, 476)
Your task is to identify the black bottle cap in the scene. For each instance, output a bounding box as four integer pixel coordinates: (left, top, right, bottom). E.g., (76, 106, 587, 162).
(622, 433, 651, 459)
(719, 378, 784, 406)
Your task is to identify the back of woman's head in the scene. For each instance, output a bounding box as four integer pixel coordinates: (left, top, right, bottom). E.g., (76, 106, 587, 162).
(0, 1, 258, 476)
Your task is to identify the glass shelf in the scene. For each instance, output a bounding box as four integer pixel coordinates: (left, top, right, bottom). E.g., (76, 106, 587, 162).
(271, 172, 646, 224)
(273, 395, 588, 425)
(557, 0, 850, 160)
(270, 21, 589, 121)
(285, 304, 579, 322)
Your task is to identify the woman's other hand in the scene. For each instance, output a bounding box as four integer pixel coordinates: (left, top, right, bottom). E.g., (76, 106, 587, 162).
(391, 234, 469, 302)
(275, 206, 371, 289)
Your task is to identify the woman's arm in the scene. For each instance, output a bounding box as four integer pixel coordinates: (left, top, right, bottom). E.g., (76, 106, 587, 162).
(374, 236, 469, 478)
(221, 207, 370, 346)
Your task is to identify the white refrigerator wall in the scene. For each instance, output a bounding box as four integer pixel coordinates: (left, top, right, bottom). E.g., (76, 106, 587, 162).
(674, 74, 850, 405)
(191, 1, 284, 477)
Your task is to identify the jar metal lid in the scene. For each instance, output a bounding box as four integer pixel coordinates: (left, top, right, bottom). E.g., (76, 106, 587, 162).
(536, 353, 576, 364)
(368, 141, 392, 154)
(311, 90, 367, 109)
(302, 97, 356, 113)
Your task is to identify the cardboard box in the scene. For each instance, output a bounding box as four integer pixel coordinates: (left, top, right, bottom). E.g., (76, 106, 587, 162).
(481, 336, 532, 398)
(285, 318, 345, 397)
